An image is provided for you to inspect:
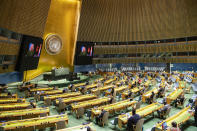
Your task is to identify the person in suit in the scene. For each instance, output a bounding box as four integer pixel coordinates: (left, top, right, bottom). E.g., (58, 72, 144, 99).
(7, 91, 12, 97)
(109, 96, 114, 104)
(127, 108, 141, 131)
(30, 102, 36, 108)
(157, 86, 164, 98)
(62, 88, 67, 93)
(111, 87, 115, 95)
(175, 94, 185, 107)
(96, 109, 107, 124)
(127, 91, 133, 100)
(147, 92, 155, 104)
(85, 81, 89, 85)
(194, 104, 197, 127)
(170, 122, 181, 131)
(157, 102, 170, 118)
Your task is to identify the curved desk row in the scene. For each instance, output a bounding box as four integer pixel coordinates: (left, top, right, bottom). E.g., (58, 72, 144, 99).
(0, 102, 33, 111)
(0, 114, 68, 131)
(156, 106, 194, 131)
(71, 97, 110, 113)
(0, 107, 49, 120)
(118, 103, 164, 128)
(91, 100, 137, 120)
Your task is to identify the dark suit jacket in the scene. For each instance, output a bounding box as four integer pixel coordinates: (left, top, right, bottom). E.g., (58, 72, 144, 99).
(195, 106, 197, 117)
(99, 110, 107, 118)
(127, 114, 141, 129)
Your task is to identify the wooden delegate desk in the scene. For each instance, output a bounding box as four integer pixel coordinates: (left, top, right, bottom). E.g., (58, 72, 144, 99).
(0, 107, 49, 120)
(0, 98, 25, 104)
(0, 86, 8, 91)
(105, 85, 128, 96)
(0, 114, 68, 131)
(122, 87, 142, 99)
(91, 100, 137, 120)
(118, 103, 164, 128)
(58, 123, 95, 131)
(94, 77, 104, 83)
(166, 89, 183, 104)
(142, 80, 151, 87)
(142, 87, 159, 103)
(0, 102, 32, 111)
(18, 84, 35, 90)
(155, 106, 194, 131)
(74, 83, 86, 88)
(43, 92, 81, 101)
(77, 84, 98, 91)
(91, 85, 114, 94)
(57, 123, 95, 131)
(30, 87, 54, 92)
(115, 80, 126, 86)
(86, 84, 98, 90)
(56, 94, 97, 105)
(104, 78, 116, 86)
(68, 83, 86, 91)
(40, 90, 63, 96)
(0, 93, 17, 98)
(71, 97, 110, 113)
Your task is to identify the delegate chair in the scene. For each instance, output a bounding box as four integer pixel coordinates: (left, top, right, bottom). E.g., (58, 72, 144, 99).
(76, 107, 85, 119)
(160, 107, 171, 119)
(134, 118, 144, 131)
(99, 111, 109, 127)
(135, 101, 142, 109)
(44, 98, 52, 106)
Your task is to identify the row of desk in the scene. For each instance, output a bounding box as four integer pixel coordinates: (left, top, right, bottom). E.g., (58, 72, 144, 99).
(30, 87, 54, 93)
(104, 78, 116, 86)
(56, 94, 97, 106)
(0, 102, 32, 111)
(156, 106, 194, 130)
(71, 97, 110, 113)
(91, 85, 114, 94)
(91, 100, 137, 120)
(166, 89, 183, 104)
(0, 98, 25, 104)
(0, 107, 49, 120)
(118, 103, 164, 128)
(122, 87, 143, 99)
(105, 85, 128, 96)
(44, 92, 81, 101)
(0, 86, 8, 91)
(0, 93, 17, 98)
(0, 114, 68, 131)
(58, 123, 95, 131)
(18, 84, 35, 90)
(142, 87, 159, 103)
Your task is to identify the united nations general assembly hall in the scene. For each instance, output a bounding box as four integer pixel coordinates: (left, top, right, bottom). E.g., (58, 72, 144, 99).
(0, 0, 197, 131)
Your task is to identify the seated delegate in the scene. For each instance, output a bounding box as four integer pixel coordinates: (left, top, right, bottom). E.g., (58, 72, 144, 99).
(127, 108, 141, 131)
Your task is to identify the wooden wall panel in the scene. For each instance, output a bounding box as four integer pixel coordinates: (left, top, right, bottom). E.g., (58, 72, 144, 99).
(78, 0, 197, 42)
(93, 57, 197, 64)
(94, 43, 197, 55)
(0, 42, 20, 55)
(0, 0, 51, 37)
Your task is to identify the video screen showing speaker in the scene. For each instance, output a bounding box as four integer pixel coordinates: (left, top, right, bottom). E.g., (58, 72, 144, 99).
(75, 42, 94, 65)
(16, 35, 43, 71)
